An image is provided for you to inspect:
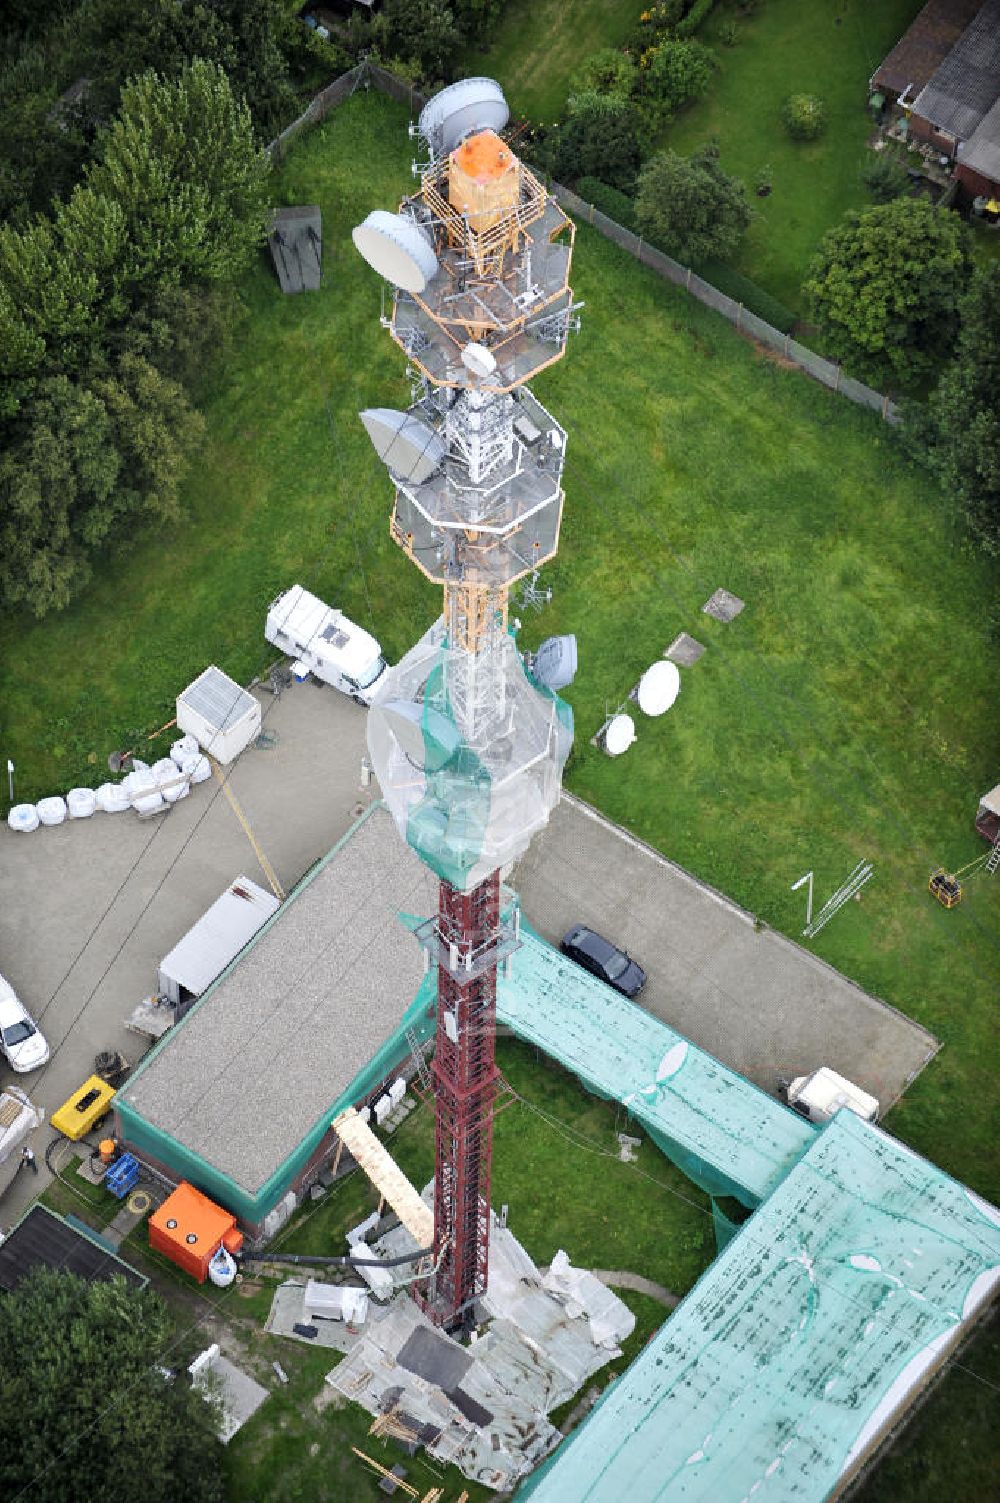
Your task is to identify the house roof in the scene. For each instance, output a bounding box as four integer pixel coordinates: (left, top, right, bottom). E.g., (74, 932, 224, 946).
(521, 1110, 1000, 1503)
(0, 1204, 146, 1292)
(871, 0, 984, 99)
(911, 0, 1000, 139)
(959, 97, 1000, 185)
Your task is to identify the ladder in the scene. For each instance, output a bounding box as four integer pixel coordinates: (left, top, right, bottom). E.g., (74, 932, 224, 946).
(405, 1026, 433, 1094)
(987, 836, 1000, 875)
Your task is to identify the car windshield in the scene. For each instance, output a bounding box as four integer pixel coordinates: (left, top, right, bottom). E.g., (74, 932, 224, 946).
(357, 655, 386, 690)
(604, 952, 629, 980)
(3, 1020, 35, 1045)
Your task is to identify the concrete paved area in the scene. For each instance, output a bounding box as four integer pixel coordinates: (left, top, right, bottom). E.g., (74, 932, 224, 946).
(512, 795, 938, 1106)
(0, 678, 373, 1227)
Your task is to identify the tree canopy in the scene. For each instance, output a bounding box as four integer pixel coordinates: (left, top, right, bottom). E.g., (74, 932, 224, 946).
(922, 264, 1000, 554)
(0, 1268, 223, 1503)
(636, 142, 752, 264)
(803, 198, 972, 385)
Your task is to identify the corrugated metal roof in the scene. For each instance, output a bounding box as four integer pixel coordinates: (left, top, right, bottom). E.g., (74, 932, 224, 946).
(178, 665, 258, 733)
(521, 1111, 1000, 1503)
(912, 0, 1000, 138)
(959, 97, 1000, 182)
(158, 876, 280, 997)
(0, 1204, 147, 1291)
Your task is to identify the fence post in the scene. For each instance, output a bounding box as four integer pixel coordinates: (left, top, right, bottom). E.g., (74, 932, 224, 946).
(784, 333, 790, 356)
(636, 235, 642, 259)
(835, 365, 842, 392)
(686, 267, 692, 290)
(882, 393, 890, 420)
(589, 203, 595, 225)
(737, 302, 743, 330)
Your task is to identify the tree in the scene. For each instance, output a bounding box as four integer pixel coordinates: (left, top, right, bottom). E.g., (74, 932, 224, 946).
(0, 1269, 223, 1502)
(636, 142, 752, 264)
(378, 0, 461, 82)
(639, 38, 713, 129)
(922, 265, 1000, 553)
(782, 92, 826, 140)
(0, 359, 204, 616)
(568, 48, 637, 104)
(861, 152, 909, 204)
(804, 198, 972, 384)
(88, 59, 270, 291)
(550, 94, 645, 191)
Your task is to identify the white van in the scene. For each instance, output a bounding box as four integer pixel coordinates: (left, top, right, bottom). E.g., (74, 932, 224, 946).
(783, 1067, 879, 1125)
(265, 585, 387, 705)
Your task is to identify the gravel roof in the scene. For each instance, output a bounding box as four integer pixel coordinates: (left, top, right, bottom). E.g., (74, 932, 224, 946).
(122, 807, 436, 1195)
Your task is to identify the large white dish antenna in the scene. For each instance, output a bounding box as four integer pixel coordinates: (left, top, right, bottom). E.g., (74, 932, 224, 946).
(418, 78, 509, 158)
(360, 409, 445, 484)
(461, 342, 497, 379)
(600, 714, 636, 757)
(352, 211, 439, 293)
(636, 660, 681, 717)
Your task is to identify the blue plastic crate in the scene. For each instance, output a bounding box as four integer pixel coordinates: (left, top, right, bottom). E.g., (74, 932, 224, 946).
(105, 1152, 140, 1199)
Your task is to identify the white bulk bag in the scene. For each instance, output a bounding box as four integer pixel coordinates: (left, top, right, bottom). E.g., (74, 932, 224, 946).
(66, 787, 97, 819)
(96, 782, 130, 813)
(7, 803, 39, 833)
(36, 796, 67, 826)
(170, 734, 200, 767)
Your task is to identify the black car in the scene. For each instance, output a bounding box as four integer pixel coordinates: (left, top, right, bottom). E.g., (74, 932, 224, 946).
(560, 926, 646, 997)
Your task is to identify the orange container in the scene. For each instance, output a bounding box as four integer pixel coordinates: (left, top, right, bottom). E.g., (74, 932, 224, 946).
(99, 1139, 117, 1164)
(148, 1181, 238, 1283)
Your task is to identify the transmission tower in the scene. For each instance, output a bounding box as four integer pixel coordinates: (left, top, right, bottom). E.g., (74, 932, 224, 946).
(353, 78, 579, 1328)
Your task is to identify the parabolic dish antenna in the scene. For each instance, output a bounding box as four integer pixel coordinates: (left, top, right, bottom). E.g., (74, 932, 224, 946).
(352, 211, 439, 293)
(601, 714, 636, 757)
(636, 660, 680, 717)
(461, 342, 497, 379)
(418, 78, 509, 158)
(360, 409, 445, 484)
(379, 700, 460, 772)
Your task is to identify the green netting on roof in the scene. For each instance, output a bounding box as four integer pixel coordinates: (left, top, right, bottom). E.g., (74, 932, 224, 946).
(520, 1109, 1000, 1503)
(495, 925, 815, 1208)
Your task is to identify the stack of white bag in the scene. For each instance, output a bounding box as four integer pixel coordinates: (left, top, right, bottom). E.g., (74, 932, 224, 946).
(7, 735, 213, 832)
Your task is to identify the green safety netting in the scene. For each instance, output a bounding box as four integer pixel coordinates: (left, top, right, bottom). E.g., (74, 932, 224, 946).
(494, 924, 815, 1209)
(368, 620, 573, 892)
(519, 1108, 1000, 1503)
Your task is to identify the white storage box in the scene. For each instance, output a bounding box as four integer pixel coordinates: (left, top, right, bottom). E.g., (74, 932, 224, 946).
(176, 666, 261, 766)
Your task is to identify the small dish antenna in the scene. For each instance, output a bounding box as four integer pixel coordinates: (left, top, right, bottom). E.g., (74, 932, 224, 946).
(599, 714, 636, 757)
(636, 660, 680, 717)
(418, 78, 509, 158)
(352, 211, 439, 293)
(461, 342, 497, 379)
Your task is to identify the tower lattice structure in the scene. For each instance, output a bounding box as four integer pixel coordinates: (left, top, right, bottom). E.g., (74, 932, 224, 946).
(354, 79, 579, 1327)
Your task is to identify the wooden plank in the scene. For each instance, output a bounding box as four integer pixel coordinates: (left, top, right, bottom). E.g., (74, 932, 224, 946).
(350, 1447, 419, 1497)
(332, 1107, 434, 1246)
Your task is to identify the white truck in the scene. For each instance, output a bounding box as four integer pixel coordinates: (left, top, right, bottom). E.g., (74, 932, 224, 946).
(782, 1067, 879, 1126)
(265, 585, 388, 706)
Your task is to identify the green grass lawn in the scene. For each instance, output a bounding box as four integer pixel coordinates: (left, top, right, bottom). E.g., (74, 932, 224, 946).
(4, 88, 1000, 1493)
(663, 0, 927, 312)
(460, 0, 646, 121)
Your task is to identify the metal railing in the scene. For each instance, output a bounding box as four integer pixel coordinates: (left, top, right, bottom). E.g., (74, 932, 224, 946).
(268, 61, 901, 424)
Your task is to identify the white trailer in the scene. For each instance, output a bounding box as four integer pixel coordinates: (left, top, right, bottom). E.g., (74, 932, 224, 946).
(156, 876, 280, 1010)
(784, 1067, 879, 1125)
(0, 1086, 44, 1196)
(176, 665, 261, 765)
(265, 584, 387, 705)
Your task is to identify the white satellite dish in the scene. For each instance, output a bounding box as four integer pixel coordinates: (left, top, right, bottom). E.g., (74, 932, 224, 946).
(352, 211, 439, 293)
(360, 409, 445, 484)
(636, 660, 680, 717)
(418, 78, 509, 158)
(600, 714, 636, 757)
(461, 342, 497, 379)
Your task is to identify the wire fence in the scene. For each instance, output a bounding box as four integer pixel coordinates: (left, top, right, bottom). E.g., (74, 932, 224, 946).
(268, 61, 900, 424)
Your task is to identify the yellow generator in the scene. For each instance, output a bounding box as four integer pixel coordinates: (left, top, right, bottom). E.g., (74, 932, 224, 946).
(51, 1075, 116, 1141)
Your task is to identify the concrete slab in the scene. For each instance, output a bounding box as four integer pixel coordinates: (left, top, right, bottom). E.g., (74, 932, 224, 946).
(702, 587, 745, 622)
(664, 632, 706, 666)
(511, 795, 938, 1106)
(0, 678, 373, 1228)
(190, 1345, 270, 1443)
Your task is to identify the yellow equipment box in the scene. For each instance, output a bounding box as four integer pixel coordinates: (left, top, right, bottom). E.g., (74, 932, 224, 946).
(51, 1075, 116, 1141)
